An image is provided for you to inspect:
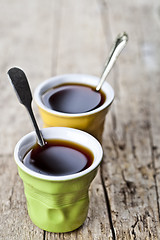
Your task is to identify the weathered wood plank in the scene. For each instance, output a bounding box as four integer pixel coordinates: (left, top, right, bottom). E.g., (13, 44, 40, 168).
(46, 0, 111, 239)
(100, 0, 160, 239)
(146, 0, 160, 222)
(0, 0, 62, 239)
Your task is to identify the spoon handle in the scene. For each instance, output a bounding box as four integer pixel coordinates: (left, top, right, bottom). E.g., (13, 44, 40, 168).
(8, 67, 45, 146)
(27, 104, 45, 146)
(96, 32, 128, 91)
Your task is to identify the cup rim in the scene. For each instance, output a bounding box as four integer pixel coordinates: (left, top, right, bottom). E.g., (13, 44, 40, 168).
(34, 74, 114, 117)
(14, 127, 103, 181)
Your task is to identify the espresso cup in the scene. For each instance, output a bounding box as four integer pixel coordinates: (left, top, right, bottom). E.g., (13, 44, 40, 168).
(14, 127, 103, 233)
(34, 74, 114, 142)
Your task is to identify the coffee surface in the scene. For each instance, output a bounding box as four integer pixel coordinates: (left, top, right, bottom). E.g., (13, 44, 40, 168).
(42, 83, 106, 114)
(23, 139, 93, 176)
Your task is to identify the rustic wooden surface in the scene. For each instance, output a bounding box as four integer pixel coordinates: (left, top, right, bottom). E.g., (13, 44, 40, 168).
(0, 0, 160, 239)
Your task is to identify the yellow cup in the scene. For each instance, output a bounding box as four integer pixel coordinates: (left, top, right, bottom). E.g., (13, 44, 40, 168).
(34, 74, 114, 142)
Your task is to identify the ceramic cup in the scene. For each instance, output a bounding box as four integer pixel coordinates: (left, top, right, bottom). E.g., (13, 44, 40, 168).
(34, 74, 114, 142)
(14, 127, 103, 233)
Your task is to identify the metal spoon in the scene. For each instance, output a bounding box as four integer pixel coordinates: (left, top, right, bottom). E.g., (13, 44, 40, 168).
(96, 32, 128, 91)
(8, 67, 45, 146)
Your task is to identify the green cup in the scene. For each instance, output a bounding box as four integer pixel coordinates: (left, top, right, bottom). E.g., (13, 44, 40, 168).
(14, 127, 103, 233)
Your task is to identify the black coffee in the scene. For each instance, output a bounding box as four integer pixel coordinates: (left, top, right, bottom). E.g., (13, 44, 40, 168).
(22, 139, 93, 176)
(42, 83, 106, 114)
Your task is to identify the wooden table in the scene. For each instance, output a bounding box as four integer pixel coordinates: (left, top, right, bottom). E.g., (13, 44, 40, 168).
(0, 0, 160, 239)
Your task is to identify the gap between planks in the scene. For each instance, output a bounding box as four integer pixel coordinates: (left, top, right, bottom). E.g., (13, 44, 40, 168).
(100, 165, 116, 240)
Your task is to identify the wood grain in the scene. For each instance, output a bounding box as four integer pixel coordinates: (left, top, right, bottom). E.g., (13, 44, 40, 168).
(101, 0, 160, 239)
(0, 0, 159, 239)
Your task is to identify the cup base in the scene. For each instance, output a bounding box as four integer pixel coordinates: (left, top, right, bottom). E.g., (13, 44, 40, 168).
(26, 195, 89, 233)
